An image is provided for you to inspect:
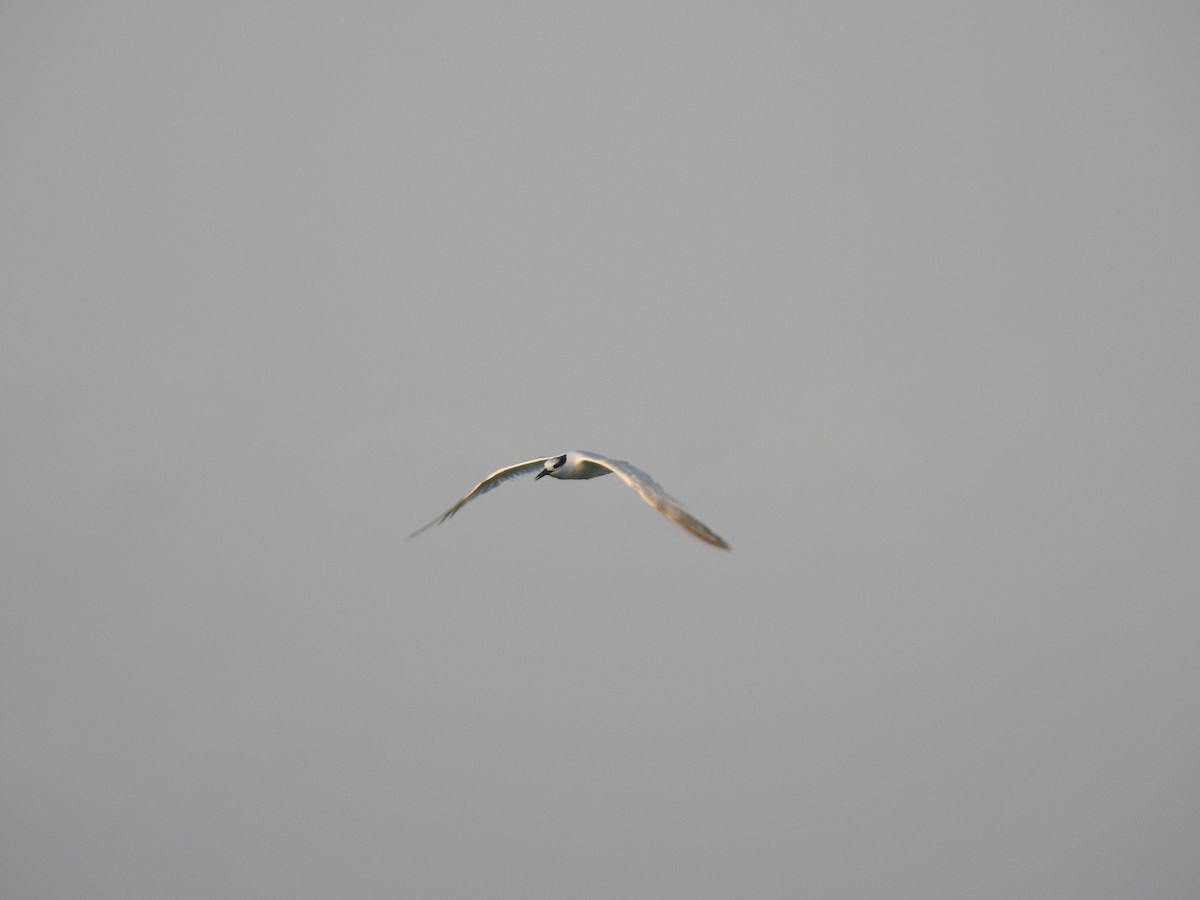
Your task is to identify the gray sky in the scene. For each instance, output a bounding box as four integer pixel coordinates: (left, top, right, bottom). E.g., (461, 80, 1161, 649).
(4, 3, 1199, 898)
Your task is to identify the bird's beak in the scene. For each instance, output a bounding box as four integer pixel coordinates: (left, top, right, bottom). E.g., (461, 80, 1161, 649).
(535, 469, 548, 480)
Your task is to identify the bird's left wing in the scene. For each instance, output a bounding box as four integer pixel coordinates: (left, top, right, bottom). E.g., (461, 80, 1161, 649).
(409, 457, 552, 538)
(575, 452, 730, 549)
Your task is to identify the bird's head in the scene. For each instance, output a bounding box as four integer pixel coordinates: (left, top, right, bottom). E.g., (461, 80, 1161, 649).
(535, 454, 568, 480)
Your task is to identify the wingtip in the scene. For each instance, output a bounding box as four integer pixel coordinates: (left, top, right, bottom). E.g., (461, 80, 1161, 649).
(408, 520, 438, 540)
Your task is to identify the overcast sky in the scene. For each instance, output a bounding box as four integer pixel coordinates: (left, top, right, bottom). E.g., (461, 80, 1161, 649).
(3, 3, 1199, 898)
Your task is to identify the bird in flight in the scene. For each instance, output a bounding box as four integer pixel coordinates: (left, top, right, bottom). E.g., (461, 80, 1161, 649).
(410, 450, 729, 549)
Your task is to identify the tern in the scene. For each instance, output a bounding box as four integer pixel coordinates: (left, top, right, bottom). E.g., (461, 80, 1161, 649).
(410, 450, 729, 549)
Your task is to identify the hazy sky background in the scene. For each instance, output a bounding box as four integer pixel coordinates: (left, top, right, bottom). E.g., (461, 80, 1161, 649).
(3, 3, 1199, 898)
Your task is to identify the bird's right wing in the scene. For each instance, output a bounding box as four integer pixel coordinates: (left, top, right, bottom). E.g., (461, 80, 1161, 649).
(409, 457, 551, 538)
(576, 452, 730, 549)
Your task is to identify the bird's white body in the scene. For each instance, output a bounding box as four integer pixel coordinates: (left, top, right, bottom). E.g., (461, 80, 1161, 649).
(542, 451, 612, 480)
(410, 449, 729, 549)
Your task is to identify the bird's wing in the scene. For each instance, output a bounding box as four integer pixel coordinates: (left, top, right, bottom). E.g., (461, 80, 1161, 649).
(409, 457, 552, 538)
(573, 451, 730, 549)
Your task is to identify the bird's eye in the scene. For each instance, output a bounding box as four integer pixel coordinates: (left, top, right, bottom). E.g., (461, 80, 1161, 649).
(554, 456, 566, 468)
